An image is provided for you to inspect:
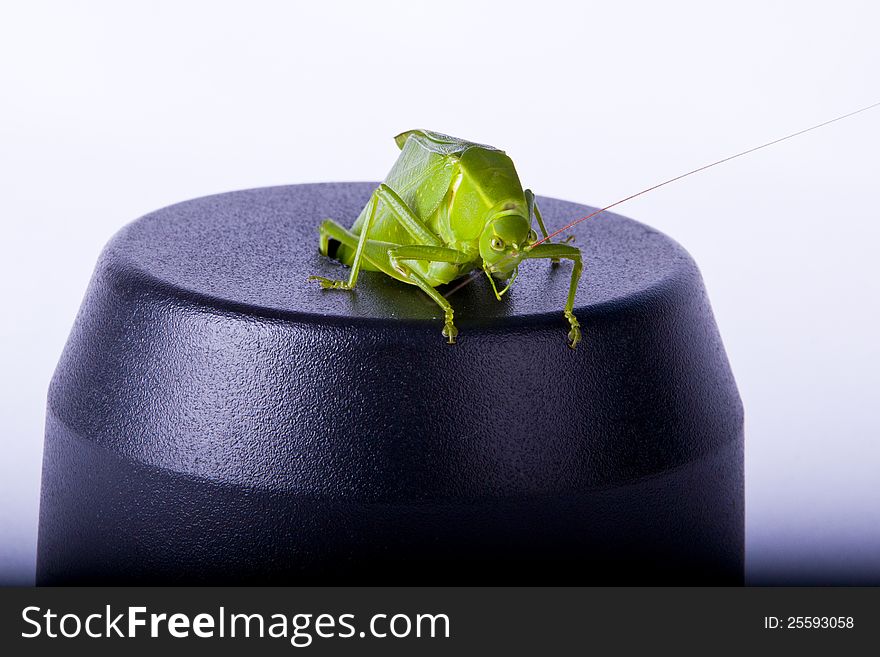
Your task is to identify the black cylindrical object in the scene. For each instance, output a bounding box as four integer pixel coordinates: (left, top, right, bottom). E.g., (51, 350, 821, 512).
(38, 183, 743, 584)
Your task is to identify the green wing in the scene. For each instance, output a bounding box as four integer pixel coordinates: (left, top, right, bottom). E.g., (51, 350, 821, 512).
(383, 132, 456, 220)
(383, 130, 504, 224)
(393, 129, 500, 155)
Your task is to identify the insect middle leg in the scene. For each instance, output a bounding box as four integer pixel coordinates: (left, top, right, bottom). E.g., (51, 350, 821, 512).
(386, 244, 472, 344)
(525, 243, 583, 348)
(310, 222, 470, 343)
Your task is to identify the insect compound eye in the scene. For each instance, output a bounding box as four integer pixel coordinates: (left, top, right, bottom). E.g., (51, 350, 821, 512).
(527, 229, 538, 243)
(490, 237, 505, 251)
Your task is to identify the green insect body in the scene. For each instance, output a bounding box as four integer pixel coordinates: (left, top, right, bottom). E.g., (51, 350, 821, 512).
(308, 129, 583, 347)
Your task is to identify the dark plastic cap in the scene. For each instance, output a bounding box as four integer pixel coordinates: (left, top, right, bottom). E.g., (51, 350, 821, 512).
(38, 183, 743, 584)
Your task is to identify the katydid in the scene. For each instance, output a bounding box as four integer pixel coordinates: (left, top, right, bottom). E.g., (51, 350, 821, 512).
(308, 129, 582, 346)
(309, 104, 879, 347)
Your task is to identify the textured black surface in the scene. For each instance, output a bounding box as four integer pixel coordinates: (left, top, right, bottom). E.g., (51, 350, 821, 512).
(38, 182, 744, 584)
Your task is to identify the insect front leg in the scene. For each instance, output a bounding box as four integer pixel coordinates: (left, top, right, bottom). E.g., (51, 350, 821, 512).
(308, 192, 380, 290)
(525, 189, 559, 265)
(525, 189, 551, 240)
(386, 245, 472, 344)
(525, 243, 583, 349)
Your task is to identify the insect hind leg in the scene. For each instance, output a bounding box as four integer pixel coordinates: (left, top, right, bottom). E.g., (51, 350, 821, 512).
(309, 219, 366, 290)
(309, 216, 402, 293)
(318, 229, 339, 259)
(309, 192, 382, 290)
(316, 219, 356, 261)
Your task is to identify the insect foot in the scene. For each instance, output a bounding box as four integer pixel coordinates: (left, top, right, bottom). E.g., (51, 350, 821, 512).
(565, 310, 582, 350)
(442, 312, 458, 345)
(307, 275, 351, 290)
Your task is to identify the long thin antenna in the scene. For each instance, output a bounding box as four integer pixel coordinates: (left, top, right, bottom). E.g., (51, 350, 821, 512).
(444, 101, 880, 300)
(532, 100, 880, 246)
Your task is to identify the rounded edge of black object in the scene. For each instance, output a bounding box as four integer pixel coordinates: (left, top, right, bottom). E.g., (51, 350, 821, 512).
(38, 182, 744, 584)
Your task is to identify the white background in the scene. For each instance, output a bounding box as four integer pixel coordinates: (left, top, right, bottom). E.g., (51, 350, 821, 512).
(1, 0, 878, 584)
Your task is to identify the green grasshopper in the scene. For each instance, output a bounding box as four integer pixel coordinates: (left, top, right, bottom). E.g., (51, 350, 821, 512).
(308, 105, 879, 348)
(308, 129, 583, 347)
